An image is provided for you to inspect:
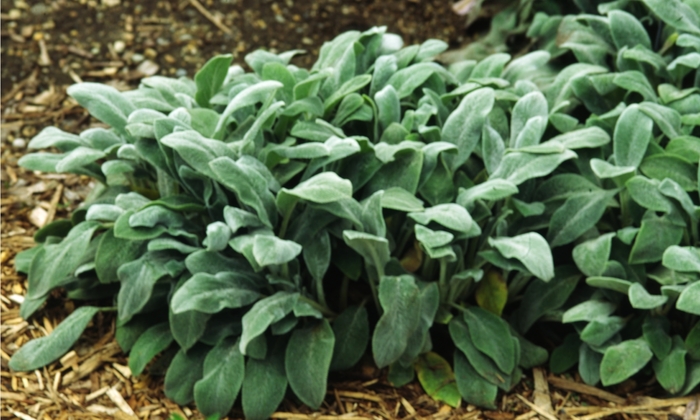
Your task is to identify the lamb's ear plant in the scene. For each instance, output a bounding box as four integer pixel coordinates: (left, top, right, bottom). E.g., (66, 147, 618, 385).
(9, 0, 700, 416)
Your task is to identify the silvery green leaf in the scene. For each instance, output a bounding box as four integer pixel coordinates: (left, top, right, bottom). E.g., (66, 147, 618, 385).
(590, 158, 635, 179)
(380, 187, 424, 212)
(471, 53, 511, 78)
(638, 102, 682, 139)
(502, 51, 550, 83)
(548, 190, 616, 248)
(242, 339, 287, 420)
(375, 85, 400, 132)
(629, 215, 684, 264)
(128, 323, 173, 376)
(147, 238, 199, 254)
(629, 283, 668, 309)
(18, 153, 63, 173)
(626, 176, 674, 213)
(462, 306, 516, 374)
(9, 306, 100, 371)
(171, 272, 260, 314)
(194, 337, 244, 418)
(262, 62, 295, 103)
(580, 316, 626, 347)
(511, 199, 545, 216)
(668, 53, 700, 77)
(677, 282, 700, 315)
(614, 104, 653, 168)
(653, 337, 687, 394)
(481, 124, 505, 175)
(614, 74, 657, 103)
(342, 230, 390, 269)
(608, 10, 652, 50)
(488, 233, 554, 282)
(86, 204, 124, 222)
(510, 91, 548, 148)
(285, 320, 335, 409)
(573, 233, 615, 277)
(210, 157, 277, 228)
(67, 83, 136, 134)
(546, 63, 607, 109)
(161, 130, 238, 179)
(442, 88, 495, 171)
(331, 305, 370, 371)
(194, 54, 232, 107)
(617, 227, 639, 245)
(370, 54, 399, 96)
(240, 292, 299, 354)
(409, 203, 474, 234)
(331, 93, 364, 126)
(323, 74, 372, 112)
(214, 80, 283, 139)
(578, 344, 602, 386)
(22, 221, 102, 319)
(640, 155, 698, 192)
(129, 206, 184, 229)
(387, 63, 443, 99)
(549, 127, 610, 150)
(203, 222, 231, 252)
(117, 252, 177, 322)
(586, 276, 632, 294)
(372, 275, 421, 368)
(293, 68, 333, 101)
(492, 150, 577, 185)
(415, 39, 448, 61)
(280, 172, 353, 205)
(449, 318, 512, 386)
(415, 224, 454, 249)
(662, 246, 700, 273)
(282, 96, 324, 118)
(563, 300, 617, 323)
(164, 346, 207, 405)
(28, 127, 87, 151)
(303, 230, 330, 282)
(453, 350, 498, 409)
(600, 339, 653, 386)
(223, 207, 263, 235)
(457, 180, 518, 208)
(252, 235, 302, 267)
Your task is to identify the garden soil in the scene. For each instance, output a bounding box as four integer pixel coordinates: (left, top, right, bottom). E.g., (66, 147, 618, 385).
(1, 0, 697, 419)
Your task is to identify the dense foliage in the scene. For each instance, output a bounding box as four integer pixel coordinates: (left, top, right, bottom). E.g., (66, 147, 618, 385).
(10, 0, 700, 417)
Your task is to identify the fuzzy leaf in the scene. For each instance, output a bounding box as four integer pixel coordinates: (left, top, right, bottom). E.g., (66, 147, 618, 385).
(9, 306, 100, 371)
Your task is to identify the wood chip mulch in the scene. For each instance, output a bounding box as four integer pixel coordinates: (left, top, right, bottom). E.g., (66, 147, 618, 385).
(1, 1, 698, 419)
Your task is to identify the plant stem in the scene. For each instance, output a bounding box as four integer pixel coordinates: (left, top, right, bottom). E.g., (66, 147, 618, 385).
(367, 267, 381, 314)
(315, 274, 328, 309)
(438, 258, 448, 303)
(299, 295, 336, 317)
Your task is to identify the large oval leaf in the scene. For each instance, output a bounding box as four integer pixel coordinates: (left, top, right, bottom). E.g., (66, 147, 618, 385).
(285, 319, 335, 409)
(9, 306, 100, 371)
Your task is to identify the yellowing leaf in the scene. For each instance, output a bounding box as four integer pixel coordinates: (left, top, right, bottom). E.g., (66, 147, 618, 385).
(400, 240, 423, 273)
(415, 352, 461, 408)
(475, 269, 508, 316)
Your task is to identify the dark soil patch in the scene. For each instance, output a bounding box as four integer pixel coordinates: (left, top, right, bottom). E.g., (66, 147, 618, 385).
(1, 0, 467, 95)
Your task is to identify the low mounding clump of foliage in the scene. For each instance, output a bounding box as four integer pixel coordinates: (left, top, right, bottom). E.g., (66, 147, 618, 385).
(10, 0, 700, 417)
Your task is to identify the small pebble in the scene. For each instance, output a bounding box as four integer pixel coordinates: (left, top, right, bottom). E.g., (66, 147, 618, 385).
(137, 59, 159, 76)
(12, 138, 27, 149)
(113, 40, 125, 53)
(131, 53, 144, 63)
(30, 3, 49, 15)
(175, 68, 187, 77)
(156, 37, 170, 47)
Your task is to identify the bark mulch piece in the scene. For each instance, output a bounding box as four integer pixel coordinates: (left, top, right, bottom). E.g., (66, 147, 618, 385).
(2, 0, 698, 419)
